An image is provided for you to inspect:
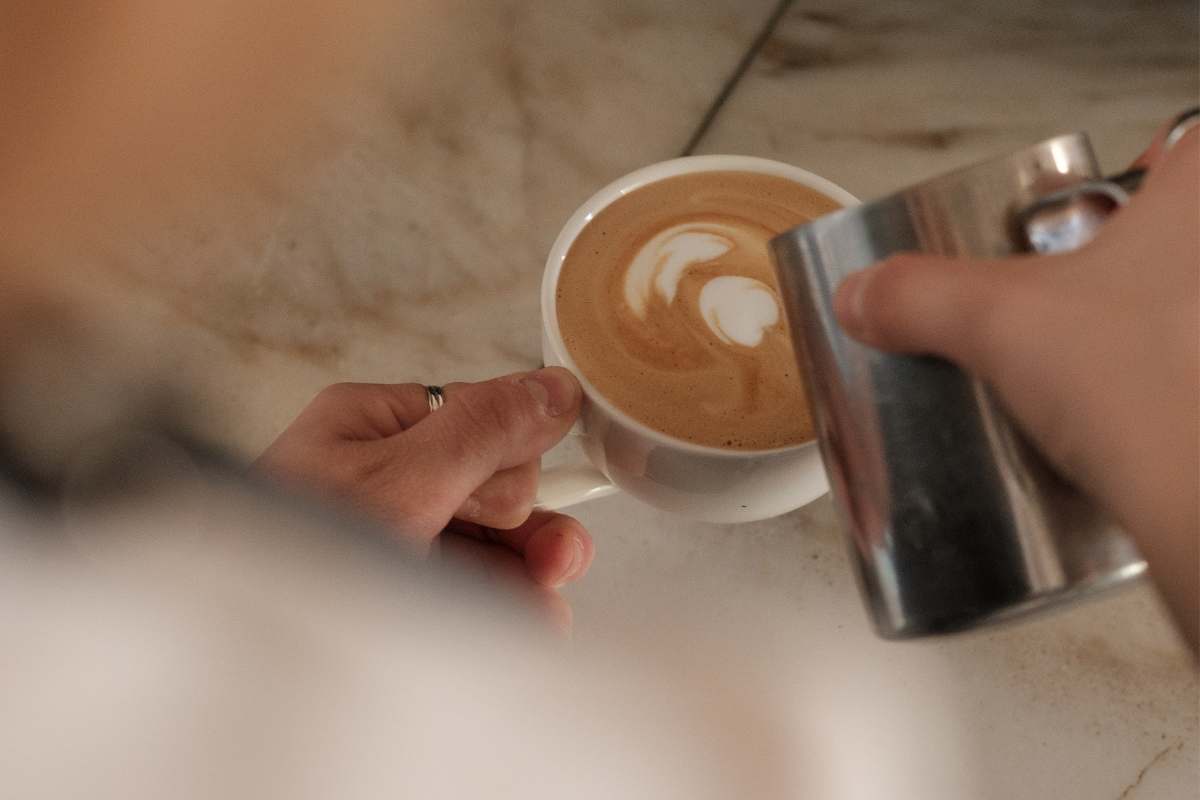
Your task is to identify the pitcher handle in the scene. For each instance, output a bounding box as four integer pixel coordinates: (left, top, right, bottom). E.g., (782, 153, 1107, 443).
(1015, 106, 1199, 254)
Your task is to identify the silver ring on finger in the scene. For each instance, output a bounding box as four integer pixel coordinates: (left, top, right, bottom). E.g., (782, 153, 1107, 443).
(425, 385, 445, 413)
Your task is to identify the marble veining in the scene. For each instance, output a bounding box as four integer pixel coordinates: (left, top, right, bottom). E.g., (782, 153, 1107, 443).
(79, 0, 776, 453)
(700, 0, 1199, 197)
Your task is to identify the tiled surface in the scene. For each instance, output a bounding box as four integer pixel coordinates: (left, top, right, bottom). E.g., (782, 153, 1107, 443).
(27, 2, 1199, 798)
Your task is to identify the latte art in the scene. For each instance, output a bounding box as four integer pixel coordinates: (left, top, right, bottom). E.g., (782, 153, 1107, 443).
(556, 170, 842, 450)
(623, 225, 734, 317)
(698, 275, 779, 348)
(623, 223, 783, 349)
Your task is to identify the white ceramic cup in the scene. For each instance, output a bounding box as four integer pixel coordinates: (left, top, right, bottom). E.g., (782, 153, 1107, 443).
(537, 155, 859, 523)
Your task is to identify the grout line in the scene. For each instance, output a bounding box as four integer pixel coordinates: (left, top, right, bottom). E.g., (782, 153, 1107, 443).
(679, 0, 794, 156)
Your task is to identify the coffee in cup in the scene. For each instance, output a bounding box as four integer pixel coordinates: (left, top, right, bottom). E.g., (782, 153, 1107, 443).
(539, 155, 856, 521)
(554, 170, 841, 450)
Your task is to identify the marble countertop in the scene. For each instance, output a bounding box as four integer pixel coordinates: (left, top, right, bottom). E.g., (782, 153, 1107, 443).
(62, 1, 1199, 797)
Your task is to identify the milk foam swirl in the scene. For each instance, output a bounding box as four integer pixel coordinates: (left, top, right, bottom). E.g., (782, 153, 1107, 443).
(621, 223, 782, 348)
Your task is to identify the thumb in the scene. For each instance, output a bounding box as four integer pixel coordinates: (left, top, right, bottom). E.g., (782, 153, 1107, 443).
(378, 367, 582, 529)
(832, 253, 1030, 370)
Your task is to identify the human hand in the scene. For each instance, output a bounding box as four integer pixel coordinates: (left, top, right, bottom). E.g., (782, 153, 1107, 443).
(253, 368, 595, 602)
(832, 121, 1199, 649)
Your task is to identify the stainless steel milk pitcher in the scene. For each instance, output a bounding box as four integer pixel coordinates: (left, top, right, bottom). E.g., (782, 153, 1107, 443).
(769, 112, 1197, 638)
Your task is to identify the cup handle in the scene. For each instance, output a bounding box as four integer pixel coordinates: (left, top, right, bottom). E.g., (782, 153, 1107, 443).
(535, 460, 619, 512)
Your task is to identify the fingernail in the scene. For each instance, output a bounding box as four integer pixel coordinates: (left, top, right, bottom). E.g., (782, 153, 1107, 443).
(520, 367, 578, 417)
(833, 270, 870, 334)
(553, 532, 585, 587)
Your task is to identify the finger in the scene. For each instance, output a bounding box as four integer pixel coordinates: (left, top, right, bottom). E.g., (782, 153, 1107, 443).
(832, 252, 1036, 373)
(393, 383, 543, 529)
(371, 367, 582, 529)
(1131, 125, 1171, 170)
(303, 379, 488, 439)
(1099, 125, 1199, 256)
(447, 510, 593, 588)
(1130, 106, 1199, 170)
(455, 461, 540, 529)
(438, 532, 573, 635)
(299, 382, 437, 439)
(1135, 125, 1199, 201)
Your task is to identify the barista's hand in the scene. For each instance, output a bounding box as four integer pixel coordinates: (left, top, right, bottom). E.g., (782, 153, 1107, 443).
(254, 368, 595, 620)
(833, 122, 1199, 650)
